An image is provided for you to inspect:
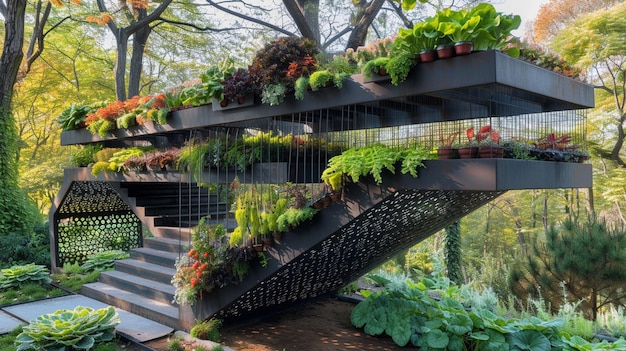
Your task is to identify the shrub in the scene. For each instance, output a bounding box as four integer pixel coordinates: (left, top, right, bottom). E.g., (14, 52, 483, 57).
(15, 306, 120, 351)
(0, 264, 51, 290)
(190, 319, 222, 342)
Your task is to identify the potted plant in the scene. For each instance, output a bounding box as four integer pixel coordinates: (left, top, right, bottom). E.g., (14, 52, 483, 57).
(438, 132, 460, 159)
(221, 67, 255, 108)
(308, 70, 346, 91)
(362, 57, 390, 79)
(474, 126, 504, 158)
(385, 52, 418, 86)
(249, 36, 319, 105)
(437, 8, 481, 55)
(468, 3, 521, 56)
(55, 103, 96, 131)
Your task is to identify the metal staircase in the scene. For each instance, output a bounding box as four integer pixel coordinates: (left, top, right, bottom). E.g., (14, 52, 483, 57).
(49, 50, 594, 330)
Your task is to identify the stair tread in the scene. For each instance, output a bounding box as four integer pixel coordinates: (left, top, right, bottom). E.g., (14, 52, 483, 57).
(100, 270, 176, 294)
(132, 247, 182, 259)
(82, 282, 178, 318)
(116, 258, 177, 276)
(145, 237, 190, 247)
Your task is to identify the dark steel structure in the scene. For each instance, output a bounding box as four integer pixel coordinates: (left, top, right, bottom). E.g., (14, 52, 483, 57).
(50, 51, 594, 329)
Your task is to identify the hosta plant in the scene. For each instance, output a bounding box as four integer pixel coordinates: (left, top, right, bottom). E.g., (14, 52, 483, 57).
(15, 306, 120, 351)
(0, 264, 51, 290)
(80, 250, 130, 272)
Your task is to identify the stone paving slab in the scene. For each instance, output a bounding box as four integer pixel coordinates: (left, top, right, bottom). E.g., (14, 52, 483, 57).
(0, 310, 23, 334)
(2, 295, 173, 342)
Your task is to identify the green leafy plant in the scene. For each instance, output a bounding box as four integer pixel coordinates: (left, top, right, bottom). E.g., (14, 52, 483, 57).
(321, 144, 431, 192)
(15, 306, 120, 351)
(386, 53, 417, 86)
(55, 104, 95, 131)
(190, 319, 222, 342)
(276, 207, 318, 232)
(362, 57, 390, 78)
(70, 144, 103, 167)
(260, 83, 287, 106)
(80, 250, 130, 272)
(294, 76, 309, 100)
(0, 264, 51, 290)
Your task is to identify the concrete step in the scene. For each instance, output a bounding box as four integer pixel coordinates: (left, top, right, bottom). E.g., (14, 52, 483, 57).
(98, 270, 176, 305)
(81, 282, 181, 330)
(115, 258, 177, 286)
(143, 237, 189, 254)
(130, 247, 181, 267)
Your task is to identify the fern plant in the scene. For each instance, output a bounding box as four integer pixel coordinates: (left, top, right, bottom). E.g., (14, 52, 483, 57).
(321, 144, 431, 192)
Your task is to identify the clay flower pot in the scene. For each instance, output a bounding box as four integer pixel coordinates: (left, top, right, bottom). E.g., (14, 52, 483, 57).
(454, 41, 473, 55)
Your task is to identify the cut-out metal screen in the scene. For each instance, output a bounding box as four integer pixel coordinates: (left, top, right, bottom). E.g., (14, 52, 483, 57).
(54, 181, 141, 266)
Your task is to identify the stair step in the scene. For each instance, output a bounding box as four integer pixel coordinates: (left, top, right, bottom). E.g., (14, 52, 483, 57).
(115, 258, 177, 285)
(81, 282, 181, 330)
(135, 195, 221, 207)
(149, 227, 193, 241)
(143, 237, 189, 253)
(130, 247, 181, 267)
(98, 270, 176, 304)
(144, 203, 229, 216)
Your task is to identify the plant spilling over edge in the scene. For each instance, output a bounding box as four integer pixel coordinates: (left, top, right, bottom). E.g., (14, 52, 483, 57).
(321, 143, 433, 192)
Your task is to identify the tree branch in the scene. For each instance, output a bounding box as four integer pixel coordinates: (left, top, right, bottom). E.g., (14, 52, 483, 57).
(206, 0, 293, 37)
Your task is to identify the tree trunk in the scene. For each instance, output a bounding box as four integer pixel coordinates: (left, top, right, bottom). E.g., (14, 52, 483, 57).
(444, 221, 462, 285)
(128, 10, 151, 97)
(345, 0, 386, 50)
(115, 32, 129, 101)
(283, 0, 320, 44)
(0, 0, 27, 112)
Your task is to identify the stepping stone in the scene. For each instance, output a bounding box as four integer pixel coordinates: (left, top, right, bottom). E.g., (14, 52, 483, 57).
(0, 310, 23, 334)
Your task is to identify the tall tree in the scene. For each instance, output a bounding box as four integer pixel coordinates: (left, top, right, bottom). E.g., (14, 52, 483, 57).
(204, 0, 478, 53)
(94, 0, 173, 100)
(510, 220, 626, 320)
(532, 0, 619, 43)
(554, 5, 626, 166)
(0, 0, 68, 236)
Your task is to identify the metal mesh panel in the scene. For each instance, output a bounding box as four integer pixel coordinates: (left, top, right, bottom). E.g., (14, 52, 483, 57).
(216, 189, 503, 319)
(55, 181, 141, 265)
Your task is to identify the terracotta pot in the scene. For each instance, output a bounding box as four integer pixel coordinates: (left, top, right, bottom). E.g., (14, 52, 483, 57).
(478, 146, 505, 158)
(437, 147, 459, 159)
(419, 50, 437, 63)
(219, 99, 229, 108)
(436, 45, 455, 59)
(458, 146, 478, 159)
(454, 41, 473, 55)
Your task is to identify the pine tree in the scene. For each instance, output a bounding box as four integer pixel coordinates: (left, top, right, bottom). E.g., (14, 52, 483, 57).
(510, 220, 626, 320)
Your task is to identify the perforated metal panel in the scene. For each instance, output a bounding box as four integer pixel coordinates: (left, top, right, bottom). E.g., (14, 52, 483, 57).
(215, 189, 503, 319)
(54, 181, 141, 265)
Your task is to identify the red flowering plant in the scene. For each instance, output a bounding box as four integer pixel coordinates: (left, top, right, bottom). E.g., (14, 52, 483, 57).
(466, 125, 500, 145)
(172, 219, 255, 305)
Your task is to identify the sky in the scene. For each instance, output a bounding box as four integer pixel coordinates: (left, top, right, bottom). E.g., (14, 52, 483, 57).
(495, 0, 550, 37)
